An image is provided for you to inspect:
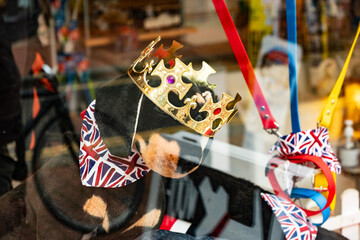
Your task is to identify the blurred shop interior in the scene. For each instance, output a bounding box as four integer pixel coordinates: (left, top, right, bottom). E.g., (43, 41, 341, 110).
(2, 0, 360, 233)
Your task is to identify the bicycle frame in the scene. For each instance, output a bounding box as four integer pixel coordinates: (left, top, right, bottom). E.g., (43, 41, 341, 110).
(19, 74, 79, 173)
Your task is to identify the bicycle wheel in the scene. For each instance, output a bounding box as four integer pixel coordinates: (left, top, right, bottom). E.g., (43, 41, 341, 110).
(32, 115, 79, 173)
(32, 116, 148, 235)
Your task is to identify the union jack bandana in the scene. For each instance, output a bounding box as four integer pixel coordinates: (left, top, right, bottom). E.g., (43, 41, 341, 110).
(79, 100, 150, 188)
(261, 193, 318, 240)
(271, 127, 341, 174)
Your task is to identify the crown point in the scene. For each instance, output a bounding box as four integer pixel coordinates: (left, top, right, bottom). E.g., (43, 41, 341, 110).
(184, 61, 216, 90)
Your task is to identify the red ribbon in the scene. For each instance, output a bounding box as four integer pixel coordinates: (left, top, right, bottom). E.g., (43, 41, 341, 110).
(266, 155, 336, 216)
(212, 0, 278, 130)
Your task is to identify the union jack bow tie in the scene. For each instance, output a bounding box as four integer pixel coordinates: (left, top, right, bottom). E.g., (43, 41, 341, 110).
(271, 127, 341, 174)
(79, 100, 150, 188)
(261, 193, 317, 240)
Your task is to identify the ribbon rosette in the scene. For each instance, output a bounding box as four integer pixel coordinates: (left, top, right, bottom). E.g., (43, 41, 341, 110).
(265, 127, 340, 238)
(271, 127, 341, 174)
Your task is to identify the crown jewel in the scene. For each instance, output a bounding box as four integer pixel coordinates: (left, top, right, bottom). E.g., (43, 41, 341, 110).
(128, 37, 241, 137)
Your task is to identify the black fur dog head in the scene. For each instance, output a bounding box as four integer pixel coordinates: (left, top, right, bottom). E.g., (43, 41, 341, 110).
(95, 68, 220, 178)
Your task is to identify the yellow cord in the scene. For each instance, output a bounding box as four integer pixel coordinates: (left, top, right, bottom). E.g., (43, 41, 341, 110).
(315, 23, 360, 212)
(317, 23, 360, 128)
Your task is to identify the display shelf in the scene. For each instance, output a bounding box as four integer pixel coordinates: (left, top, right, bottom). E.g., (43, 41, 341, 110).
(84, 27, 197, 48)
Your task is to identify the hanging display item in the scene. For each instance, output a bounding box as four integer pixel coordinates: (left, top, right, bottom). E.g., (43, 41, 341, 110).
(127, 37, 241, 138)
(78, 36, 241, 187)
(212, 0, 360, 239)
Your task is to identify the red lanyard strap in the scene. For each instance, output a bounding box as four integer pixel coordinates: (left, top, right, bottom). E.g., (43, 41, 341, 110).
(212, 0, 278, 131)
(266, 155, 335, 216)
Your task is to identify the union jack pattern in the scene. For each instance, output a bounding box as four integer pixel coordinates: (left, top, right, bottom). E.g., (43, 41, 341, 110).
(261, 193, 317, 240)
(79, 100, 150, 188)
(271, 127, 341, 174)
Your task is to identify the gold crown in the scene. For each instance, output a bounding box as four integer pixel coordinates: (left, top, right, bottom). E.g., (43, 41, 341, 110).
(128, 37, 241, 137)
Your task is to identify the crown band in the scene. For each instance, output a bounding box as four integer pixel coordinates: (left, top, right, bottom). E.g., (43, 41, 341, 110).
(128, 37, 241, 137)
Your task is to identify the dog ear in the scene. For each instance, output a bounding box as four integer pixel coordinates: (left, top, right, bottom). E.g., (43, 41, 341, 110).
(95, 75, 143, 157)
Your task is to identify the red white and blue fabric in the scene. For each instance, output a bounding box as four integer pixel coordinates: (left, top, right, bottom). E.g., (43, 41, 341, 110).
(79, 100, 150, 188)
(261, 193, 317, 240)
(271, 127, 341, 174)
(160, 215, 192, 234)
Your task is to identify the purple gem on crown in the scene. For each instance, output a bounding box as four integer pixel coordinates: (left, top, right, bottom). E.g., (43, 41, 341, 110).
(167, 75, 175, 84)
